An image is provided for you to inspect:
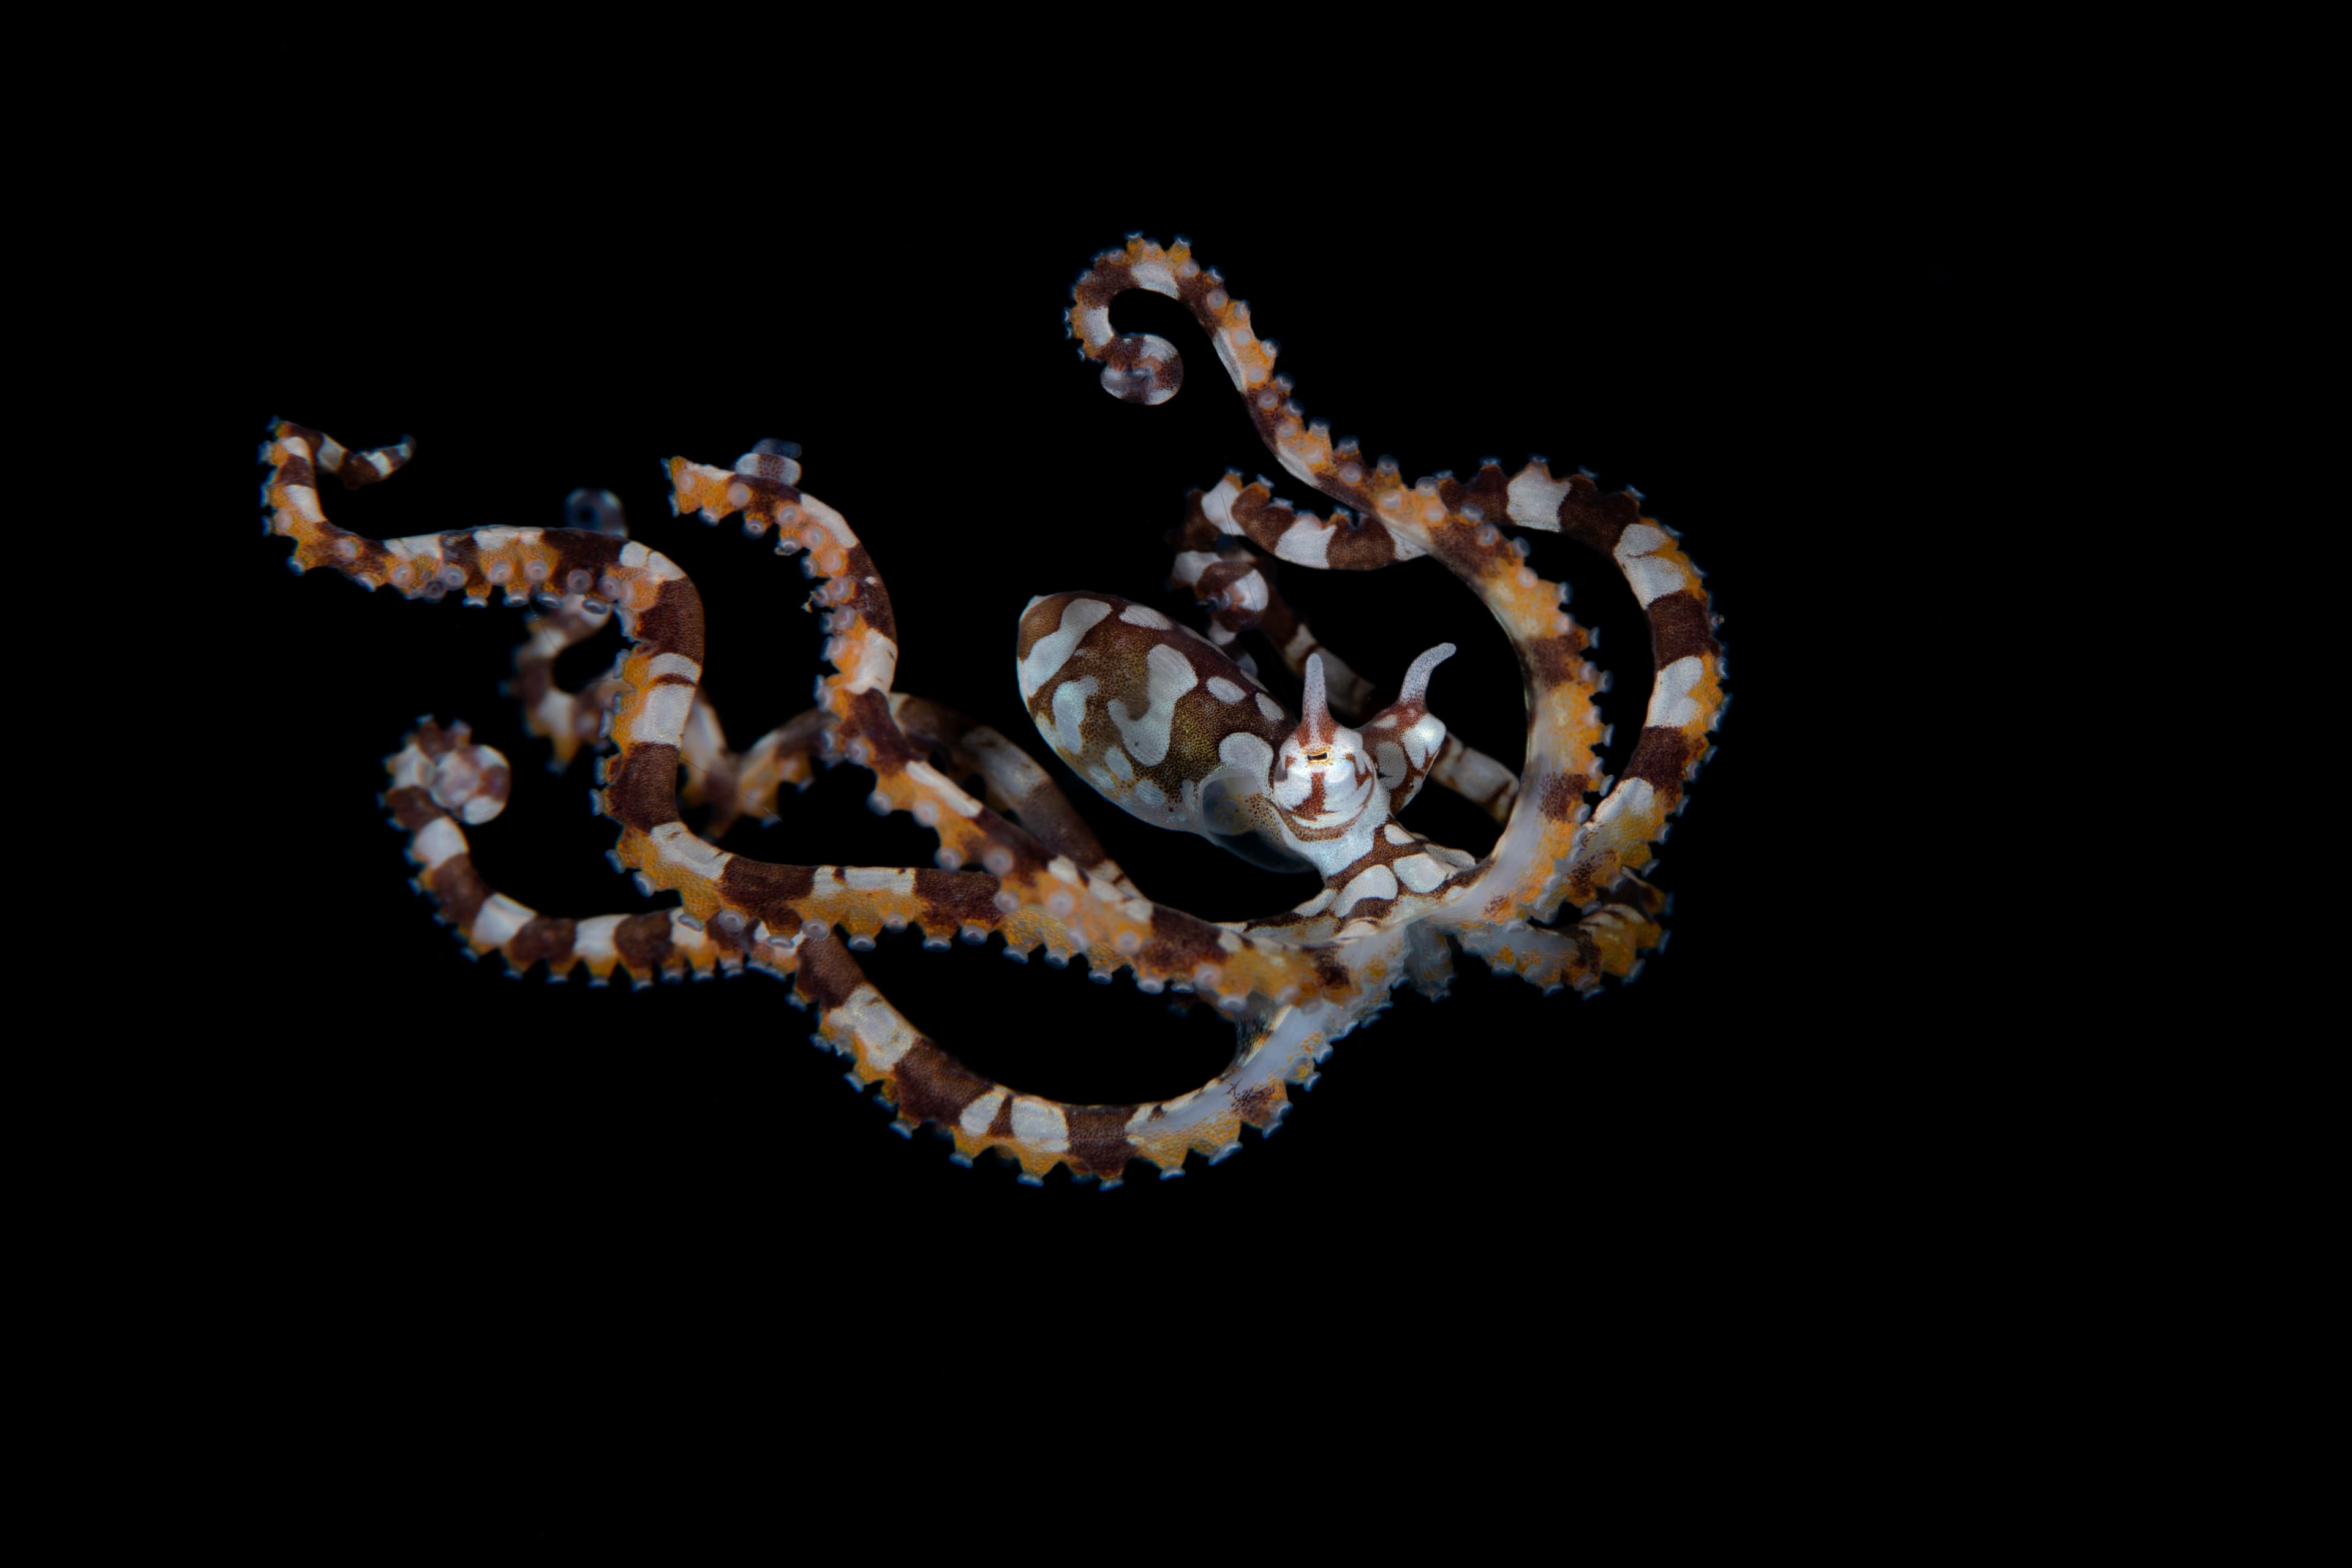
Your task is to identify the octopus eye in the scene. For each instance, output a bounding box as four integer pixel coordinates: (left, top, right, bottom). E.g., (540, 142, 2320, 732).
(1305, 749, 1329, 764)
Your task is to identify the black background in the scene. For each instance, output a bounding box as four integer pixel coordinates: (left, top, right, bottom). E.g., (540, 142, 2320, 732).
(208, 183, 1964, 1314)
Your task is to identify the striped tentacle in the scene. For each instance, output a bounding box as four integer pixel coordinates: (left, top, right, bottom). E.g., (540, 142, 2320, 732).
(507, 488, 640, 767)
(385, 715, 1328, 1182)
(1071, 237, 1428, 571)
(1184, 462, 1607, 910)
(1455, 885, 1667, 997)
(260, 420, 797, 963)
(1069, 238, 1725, 948)
(665, 446, 1340, 1012)
(266, 421, 1372, 1176)
(1066, 239, 1607, 892)
(723, 709, 827, 826)
(1187, 469, 1430, 572)
(513, 592, 805, 837)
(268, 421, 1319, 1022)
(384, 712, 1336, 1182)
(1478, 466, 1727, 921)
(265, 423, 658, 611)
(609, 677, 1145, 902)
(383, 721, 757, 986)
(795, 928, 1376, 1185)
(263, 422, 1339, 1011)
(513, 593, 628, 765)
(508, 489, 763, 832)
(889, 695, 1143, 903)
(1170, 490, 1376, 710)
(263, 420, 414, 491)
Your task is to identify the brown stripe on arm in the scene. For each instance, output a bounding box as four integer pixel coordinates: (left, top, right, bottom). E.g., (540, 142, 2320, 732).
(913, 867, 1007, 937)
(1218, 482, 1298, 558)
(435, 532, 483, 592)
(989, 780, 1115, 880)
(425, 857, 492, 929)
(601, 743, 684, 831)
(630, 578, 706, 664)
(611, 911, 674, 977)
(1174, 488, 1227, 551)
(276, 420, 412, 488)
(837, 688, 914, 774)
(1321, 512, 1408, 570)
(272, 448, 317, 492)
(792, 932, 864, 1011)
(1619, 726, 1696, 804)
(382, 785, 442, 831)
(1224, 481, 1405, 571)
(1524, 627, 1596, 690)
(1555, 476, 1640, 554)
(891, 696, 1126, 888)
(1648, 592, 1722, 665)
(1140, 906, 1228, 976)
(960, 801, 1055, 884)
(1063, 1106, 1142, 1181)
(1438, 462, 1513, 525)
(885, 1039, 996, 1131)
(507, 916, 577, 974)
(839, 545, 897, 644)
(540, 533, 628, 597)
(1537, 771, 1586, 821)
(716, 859, 818, 932)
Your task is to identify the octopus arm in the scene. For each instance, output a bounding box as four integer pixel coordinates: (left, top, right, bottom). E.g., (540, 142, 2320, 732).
(1068, 236, 1727, 935)
(265, 420, 1357, 1183)
(260, 232, 1733, 1183)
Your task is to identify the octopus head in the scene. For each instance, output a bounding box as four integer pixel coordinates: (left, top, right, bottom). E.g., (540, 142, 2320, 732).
(1272, 654, 1382, 837)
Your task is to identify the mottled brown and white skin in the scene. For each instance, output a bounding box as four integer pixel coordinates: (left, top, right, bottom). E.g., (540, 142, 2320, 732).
(256, 235, 1728, 1186)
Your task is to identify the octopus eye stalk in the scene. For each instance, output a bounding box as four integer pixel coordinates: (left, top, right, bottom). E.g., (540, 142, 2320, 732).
(1299, 652, 1335, 742)
(1399, 643, 1457, 706)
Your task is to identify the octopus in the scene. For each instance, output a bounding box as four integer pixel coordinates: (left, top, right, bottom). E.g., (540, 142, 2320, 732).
(255, 235, 1728, 1187)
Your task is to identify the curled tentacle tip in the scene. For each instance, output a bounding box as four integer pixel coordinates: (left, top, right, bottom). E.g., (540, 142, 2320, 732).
(1098, 332, 1183, 406)
(1300, 652, 1330, 728)
(427, 739, 512, 824)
